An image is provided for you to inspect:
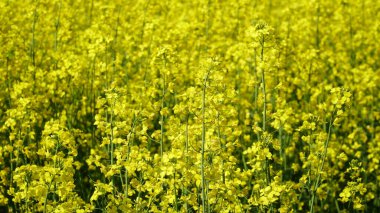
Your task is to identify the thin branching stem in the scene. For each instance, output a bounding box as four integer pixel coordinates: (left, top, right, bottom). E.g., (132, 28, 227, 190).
(201, 70, 211, 213)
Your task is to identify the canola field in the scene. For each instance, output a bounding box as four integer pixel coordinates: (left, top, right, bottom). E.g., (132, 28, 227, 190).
(0, 0, 379, 212)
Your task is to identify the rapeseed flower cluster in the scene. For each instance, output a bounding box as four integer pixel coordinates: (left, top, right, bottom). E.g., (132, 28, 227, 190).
(0, 0, 379, 212)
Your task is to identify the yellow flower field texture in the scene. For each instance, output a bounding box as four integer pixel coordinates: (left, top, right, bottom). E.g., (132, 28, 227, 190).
(0, 0, 379, 212)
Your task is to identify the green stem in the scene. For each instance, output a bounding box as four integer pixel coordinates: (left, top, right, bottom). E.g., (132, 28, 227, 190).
(184, 115, 189, 211)
(160, 75, 165, 159)
(110, 101, 115, 194)
(54, 1, 61, 53)
(260, 36, 271, 188)
(201, 70, 210, 213)
(44, 174, 56, 213)
(31, 5, 38, 93)
(216, 113, 225, 184)
(260, 38, 266, 133)
(260, 34, 273, 213)
(310, 114, 334, 213)
(315, 0, 320, 49)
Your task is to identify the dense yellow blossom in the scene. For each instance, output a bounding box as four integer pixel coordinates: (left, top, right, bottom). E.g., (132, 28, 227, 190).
(0, 0, 379, 212)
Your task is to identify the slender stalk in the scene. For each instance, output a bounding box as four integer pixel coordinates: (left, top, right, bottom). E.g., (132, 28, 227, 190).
(315, 0, 320, 49)
(31, 5, 38, 93)
(174, 171, 178, 211)
(261, 72, 267, 133)
(310, 114, 334, 213)
(123, 169, 129, 203)
(124, 115, 136, 198)
(335, 198, 341, 213)
(6, 48, 12, 109)
(108, 13, 120, 195)
(160, 75, 165, 159)
(109, 101, 115, 194)
(88, 0, 94, 26)
(10, 137, 14, 183)
(44, 174, 56, 213)
(183, 115, 189, 211)
(54, 1, 61, 53)
(260, 35, 271, 187)
(111, 7, 120, 84)
(253, 49, 259, 111)
(31, 7, 37, 67)
(25, 178, 29, 213)
(260, 37, 266, 133)
(135, 172, 143, 212)
(216, 113, 225, 184)
(279, 125, 284, 179)
(206, 180, 211, 213)
(260, 33, 273, 213)
(185, 114, 189, 163)
(201, 70, 210, 213)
